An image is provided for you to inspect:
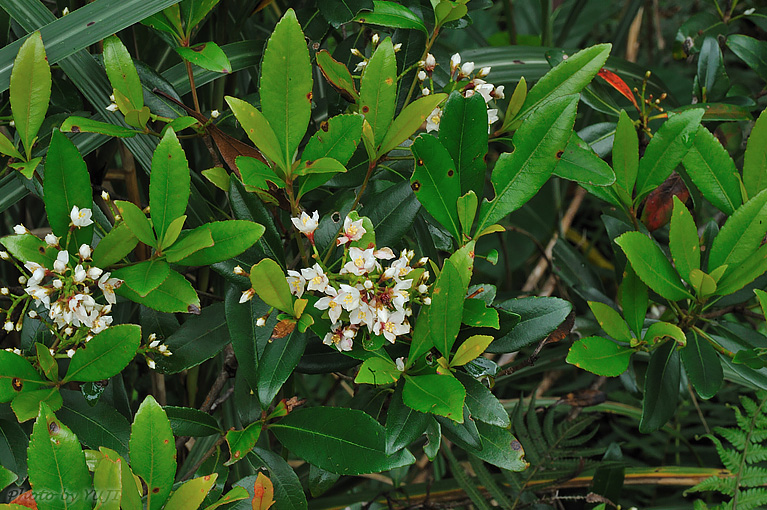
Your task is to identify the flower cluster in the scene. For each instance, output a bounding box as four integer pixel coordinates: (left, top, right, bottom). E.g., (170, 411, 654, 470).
(144, 333, 172, 369)
(351, 34, 403, 72)
(419, 52, 504, 133)
(280, 212, 431, 352)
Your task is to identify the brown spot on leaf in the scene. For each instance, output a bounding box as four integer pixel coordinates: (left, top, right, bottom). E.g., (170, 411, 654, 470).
(411, 181, 421, 192)
(385, 77, 393, 85)
(48, 421, 59, 434)
(555, 150, 564, 159)
(71, 125, 80, 133)
(447, 169, 454, 177)
(86, 21, 95, 26)
(164, 439, 169, 444)
(271, 320, 296, 340)
(417, 159, 423, 166)
(192, 44, 206, 52)
(152, 488, 160, 494)
(361, 106, 370, 113)
(38, 246, 46, 254)
(307, 92, 313, 101)
(511, 440, 522, 450)
(305, 160, 313, 167)
(320, 121, 329, 132)
(11, 378, 23, 391)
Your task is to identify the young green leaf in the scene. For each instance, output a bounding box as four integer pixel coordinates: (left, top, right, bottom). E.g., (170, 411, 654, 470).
(12, 387, 62, 422)
(9, 157, 42, 179)
(114, 200, 156, 248)
(696, 36, 729, 101)
(35, 343, 57, 382)
(130, 396, 176, 510)
(28, 403, 92, 510)
(451, 335, 494, 367)
(715, 243, 767, 296)
(403, 374, 466, 422)
(612, 110, 639, 201)
(429, 259, 468, 358)
(708, 188, 767, 278)
(103, 35, 143, 110)
(172, 220, 264, 266)
(477, 94, 578, 232)
(743, 108, 767, 199)
(225, 422, 261, 466)
(682, 126, 741, 214)
(355, 356, 401, 385)
(302, 114, 363, 164)
(439, 92, 488, 196)
(681, 330, 722, 400)
(566, 336, 633, 376)
(615, 232, 692, 301)
(149, 128, 190, 243)
(639, 340, 680, 433)
(669, 196, 700, 284)
(176, 41, 231, 73)
(359, 38, 397, 147)
(249, 258, 293, 313)
(378, 93, 447, 157)
(552, 133, 616, 186)
(293, 157, 347, 176)
(10, 31, 51, 159)
(225, 96, 284, 171)
(181, 0, 222, 32)
(0, 131, 22, 160)
(117, 269, 200, 314)
(635, 109, 704, 200)
(163, 227, 215, 263)
(260, 9, 312, 171)
(456, 191, 478, 238)
(93, 450, 122, 510)
(410, 133, 462, 240)
(44, 130, 94, 249)
(588, 301, 633, 342)
(113, 259, 171, 297)
(64, 324, 142, 383)
(316, 50, 359, 101)
(92, 223, 138, 268)
(461, 297, 499, 329)
(644, 321, 686, 346)
(237, 155, 283, 192)
(501, 77, 526, 129)
(163, 473, 218, 510)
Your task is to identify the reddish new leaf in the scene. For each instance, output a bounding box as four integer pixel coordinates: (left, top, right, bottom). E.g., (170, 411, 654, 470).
(598, 68, 639, 111)
(641, 173, 690, 232)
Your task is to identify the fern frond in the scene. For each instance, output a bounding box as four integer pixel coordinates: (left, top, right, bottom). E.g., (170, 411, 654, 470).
(728, 487, 767, 510)
(717, 426, 748, 450)
(736, 464, 767, 487)
(687, 470, 736, 497)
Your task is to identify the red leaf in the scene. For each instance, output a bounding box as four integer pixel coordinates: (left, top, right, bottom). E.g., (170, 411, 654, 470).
(10, 490, 38, 509)
(640, 173, 690, 231)
(597, 68, 639, 111)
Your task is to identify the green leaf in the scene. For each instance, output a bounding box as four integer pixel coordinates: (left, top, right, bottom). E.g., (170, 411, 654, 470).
(715, 243, 767, 296)
(271, 406, 416, 475)
(316, 49, 359, 101)
(635, 109, 704, 200)
(488, 296, 571, 353)
(163, 227, 215, 263)
(9, 157, 41, 180)
(615, 232, 691, 301)
(149, 128, 190, 243)
(225, 422, 261, 466)
(229, 178, 285, 265)
(182, 0, 222, 31)
(44, 130, 93, 249)
(0, 465, 17, 492)
(176, 42, 231, 73)
(173, 221, 264, 266)
(225, 96, 283, 170)
(682, 126, 741, 215)
(756, 288, 767, 319)
(408, 303, 433, 361)
(456, 191, 478, 237)
(696, 36, 729, 101)
(726, 34, 767, 81)
(256, 329, 307, 406)
(237, 156, 282, 191)
(155, 302, 229, 374)
(378, 93, 447, 157)
(429, 259, 467, 358)
(455, 372, 510, 428)
(130, 395, 176, 510)
(294, 157, 347, 176)
(403, 374, 465, 422)
(612, 110, 639, 201)
(0, 233, 58, 268)
(461, 298, 498, 329)
(0, 350, 46, 403)
(516, 43, 610, 123)
(466, 421, 527, 472)
(92, 223, 138, 268)
(588, 301, 632, 342)
(566, 336, 633, 377)
(35, 343, 58, 382)
(359, 38, 397, 148)
(250, 448, 308, 510)
(28, 403, 91, 510)
(260, 9, 312, 171)
(477, 94, 578, 232)
(743, 108, 767, 198)
(60, 115, 140, 137)
(163, 473, 219, 510)
(620, 265, 647, 340)
(93, 449, 121, 510)
(385, 383, 430, 455)
(202, 166, 230, 191)
(451, 335, 494, 367)
(113, 259, 171, 297)
(644, 321, 686, 347)
(410, 133, 462, 240)
(0, 131, 21, 159)
(439, 92, 487, 196)
(202, 487, 249, 510)
(115, 200, 156, 247)
(64, 324, 141, 383)
(160, 215, 186, 250)
(355, 356, 401, 385)
(552, 133, 616, 187)
(10, 31, 50, 158)
(354, 1, 427, 33)
(165, 406, 221, 437)
(12, 387, 62, 422)
(708, 188, 767, 278)
(669, 196, 700, 284)
(249, 258, 294, 313)
(118, 269, 200, 313)
(103, 35, 143, 109)
(639, 340, 680, 433)
(681, 330, 722, 400)
(302, 114, 363, 165)
(0, 418, 28, 481)
(58, 391, 131, 457)
(319, 0, 373, 27)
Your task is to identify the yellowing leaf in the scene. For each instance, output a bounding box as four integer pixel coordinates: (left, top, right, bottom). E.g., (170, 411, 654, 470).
(252, 472, 275, 510)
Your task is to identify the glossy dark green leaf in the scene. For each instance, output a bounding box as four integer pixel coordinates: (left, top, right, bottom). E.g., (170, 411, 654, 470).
(681, 330, 722, 400)
(149, 128, 190, 243)
(354, 1, 427, 33)
(726, 34, 767, 81)
(669, 197, 700, 284)
(615, 232, 691, 301)
(639, 341, 680, 433)
(130, 395, 175, 510)
(44, 130, 93, 248)
(155, 302, 229, 374)
(64, 324, 141, 383)
(0, 233, 58, 269)
(60, 115, 140, 137)
(256, 329, 307, 407)
(478, 94, 578, 232)
(466, 421, 527, 472)
(429, 259, 467, 357)
(488, 296, 572, 353)
(566, 336, 633, 377)
(682, 126, 741, 215)
(319, 0, 373, 27)
(103, 35, 143, 109)
(743, 108, 767, 198)
(58, 390, 130, 457)
(114, 200, 156, 248)
(251, 447, 309, 510)
(0, 350, 46, 403)
(182, 0, 222, 30)
(359, 38, 397, 147)
(612, 109, 638, 203)
(9, 31, 50, 158)
(438, 92, 487, 196)
(402, 374, 465, 422)
(708, 188, 767, 278)
(635, 109, 703, 200)
(436, 407, 481, 450)
(385, 383, 430, 454)
(0, 418, 29, 481)
(176, 41, 231, 74)
(461, 299, 499, 329)
(113, 259, 171, 298)
(378, 93, 446, 156)
(28, 402, 91, 510)
(716, 243, 767, 296)
(411, 133, 461, 240)
(455, 372, 510, 428)
(552, 133, 616, 187)
(172, 220, 264, 266)
(696, 36, 729, 101)
(308, 464, 340, 498)
(238, 155, 283, 192)
(620, 265, 647, 340)
(260, 9, 312, 170)
(165, 406, 221, 437)
(229, 178, 285, 265)
(364, 180, 421, 247)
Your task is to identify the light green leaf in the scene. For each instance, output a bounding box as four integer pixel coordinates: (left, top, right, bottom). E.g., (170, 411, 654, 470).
(249, 258, 293, 313)
(457, 191, 478, 237)
(0, 131, 21, 159)
(355, 357, 400, 385)
(202, 166, 230, 191)
(615, 232, 691, 301)
(103, 35, 143, 109)
(182, 0, 222, 31)
(64, 324, 141, 383)
(378, 93, 447, 156)
(429, 259, 467, 358)
(60, 115, 141, 137)
(743, 108, 767, 199)
(669, 196, 700, 284)
(0, 233, 58, 269)
(176, 42, 231, 73)
(403, 374, 466, 422)
(225, 96, 283, 171)
(612, 110, 638, 202)
(93, 450, 121, 510)
(451, 335, 494, 367)
(461, 298, 499, 329)
(354, 1, 427, 33)
(113, 259, 171, 297)
(708, 188, 767, 278)
(164, 474, 218, 510)
(588, 301, 633, 342)
(149, 128, 190, 243)
(293, 157, 347, 176)
(9, 157, 41, 179)
(129, 396, 176, 510)
(114, 200, 156, 247)
(0, 350, 46, 403)
(359, 38, 397, 147)
(12, 387, 62, 422)
(566, 336, 633, 377)
(682, 125, 741, 214)
(92, 223, 138, 268)
(118, 269, 200, 313)
(172, 220, 264, 266)
(552, 133, 616, 187)
(644, 321, 686, 347)
(10, 31, 51, 159)
(438, 92, 488, 197)
(163, 227, 215, 263)
(35, 343, 57, 382)
(715, 243, 767, 296)
(161, 215, 186, 250)
(316, 49, 358, 101)
(237, 155, 282, 191)
(225, 422, 261, 466)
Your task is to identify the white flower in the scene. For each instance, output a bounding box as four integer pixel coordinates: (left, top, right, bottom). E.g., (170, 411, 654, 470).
(286, 270, 306, 298)
(13, 225, 27, 235)
(78, 244, 92, 260)
(106, 103, 119, 112)
(487, 109, 499, 125)
(73, 264, 87, 284)
(233, 265, 246, 275)
(374, 309, 409, 343)
(384, 255, 411, 279)
(210, 109, 220, 119)
(67, 349, 75, 358)
(460, 62, 475, 76)
(3, 322, 12, 332)
(350, 301, 374, 331)
(45, 233, 59, 246)
(87, 267, 103, 280)
(90, 314, 113, 334)
(393, 43, 402, 52)
(101, 190, 110, 201)
(256, 317, 266, 327)
(342, 247, 376, 276)
(62, 7, 69, 15)
(147, 359, 156, 369)
(0, 287, 7, 295)
(28, 310, 37, 318)
(18, 276, 26, 285)
(424, 53, 436, 70)
(354, 60, 367, 73)
(422, 88, 430, 96)
(493, 85, 505, 99)
(98, 272, 122, 305)
(423, 297, 432, 305)
(417, 70, 427, 81)
(301, 264, 329, 293)
(417, 257, 429, 266)
(351, 48, 365, 58)
(149, 339, 161, 348)
(475, 83, 495, 103)
(240, 288, 255, 303)
(374, 247, 395, 260)
(158, 344, 168, 353)
(323, 323, 354, 352)
(337, 284, 361, 311)
(53, 250, 69, 273)
(450, 53, 461, 73)
(0, 251, 8, 259)
(477, 66, 491, 78)
(291, 211, 320, 240)
(315, 287, 342, 323)
(392, 278, 413, 311)
(426, 107, 442, 133)
(337, 216, 366, 245)
(395, 357, 405, 371)
(371, 34, 380, 45)
(70, 206, 94, 228)
(418, 284, 428, 294)
(52, 278, 63, 289)
(109, 94, 115, 102)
